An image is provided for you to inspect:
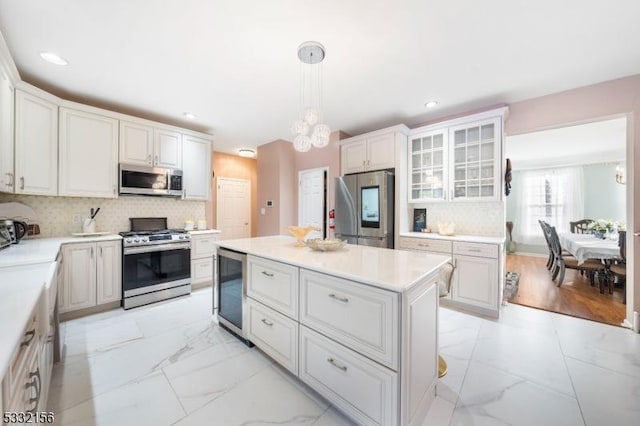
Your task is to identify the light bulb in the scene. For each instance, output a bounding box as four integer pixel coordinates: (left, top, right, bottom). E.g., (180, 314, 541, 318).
(293, 134, 312, 152)
(311, 124, 331, 148)
(291, 119, 310, 136)
(304, 108, 319, 125)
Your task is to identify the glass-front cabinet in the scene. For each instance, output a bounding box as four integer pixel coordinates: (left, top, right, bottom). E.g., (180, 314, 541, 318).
(409, 116, 501, 202)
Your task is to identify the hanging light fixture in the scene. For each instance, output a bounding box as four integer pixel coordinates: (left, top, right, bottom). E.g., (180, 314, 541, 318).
(291, 41, 331, 152)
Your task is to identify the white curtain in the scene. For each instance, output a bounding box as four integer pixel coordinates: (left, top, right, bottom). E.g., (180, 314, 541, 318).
(512, 166, 584, 245)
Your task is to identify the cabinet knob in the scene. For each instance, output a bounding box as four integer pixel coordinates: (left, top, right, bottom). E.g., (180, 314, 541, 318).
(20, 176, 25, 190)
(155, 155, 159, 165)
(147, 154, 152, 165)
(5, 172, 13, 187)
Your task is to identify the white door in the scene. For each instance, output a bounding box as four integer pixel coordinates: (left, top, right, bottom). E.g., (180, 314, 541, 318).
(182, 135, 211, 200)
(154, 128, 182, 168)
(298, 168, 326, 239)
(216, 177, 251, 239)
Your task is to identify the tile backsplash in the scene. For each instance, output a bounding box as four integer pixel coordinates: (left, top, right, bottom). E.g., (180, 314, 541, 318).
(0, 194, 206, 237)
(412, 201, 505, 237)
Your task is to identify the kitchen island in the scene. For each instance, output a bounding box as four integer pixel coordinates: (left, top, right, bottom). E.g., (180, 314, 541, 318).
(215, 235, 450, 426)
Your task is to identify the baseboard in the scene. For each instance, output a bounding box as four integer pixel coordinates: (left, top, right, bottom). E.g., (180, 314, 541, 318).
(60, 301, 121, 321)
(622, 319, 634, 329)
(510, 251, 548, 258)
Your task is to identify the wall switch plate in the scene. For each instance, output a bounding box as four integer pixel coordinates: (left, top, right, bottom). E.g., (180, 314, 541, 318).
(261, 207, 266, 215)
(266, 200, 273, 207)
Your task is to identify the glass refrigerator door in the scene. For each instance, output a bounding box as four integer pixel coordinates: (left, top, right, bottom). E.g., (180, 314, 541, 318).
(361, 186, 380, 228)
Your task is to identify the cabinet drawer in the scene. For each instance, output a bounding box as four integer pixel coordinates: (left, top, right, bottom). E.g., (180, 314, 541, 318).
(191, 257, 214, 284)
(4, 324, 39, 412)
(453, 241, 498, 258)
(299, 326, 398, 426)
(247, 255, 298, 319)
(5, 314, 38, 396)
(299, 269, 398, 370)
(398, 237, 452, 254)
(191, 235, 218, 258)
(246, 299, 298, 375)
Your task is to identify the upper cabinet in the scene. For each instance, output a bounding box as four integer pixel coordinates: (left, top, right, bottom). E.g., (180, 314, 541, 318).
(182, 135, 211, 200)
(409, 112, 503, 203)
(340, 127, 407, 175)
(14, 90, 58, 196)
(0, 70, 14, 192)
(59, 107, 119, 198)
(120, 121, 182, 169)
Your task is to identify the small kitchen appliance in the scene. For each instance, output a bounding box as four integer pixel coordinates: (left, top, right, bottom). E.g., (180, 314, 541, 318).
(1, 219, 28, 244)
(119, 164, 183, 197)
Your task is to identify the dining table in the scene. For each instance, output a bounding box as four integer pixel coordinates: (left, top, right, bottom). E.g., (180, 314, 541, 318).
(558, 232, 620, 264)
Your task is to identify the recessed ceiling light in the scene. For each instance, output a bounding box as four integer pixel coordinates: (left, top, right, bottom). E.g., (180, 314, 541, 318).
(183, 112, 197, 119)
(424, 100, 439, 108)
(238, 149, 255, 158)
(40, 52, 68, 66)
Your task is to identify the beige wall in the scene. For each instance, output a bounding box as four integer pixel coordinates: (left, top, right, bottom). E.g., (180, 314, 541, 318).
(208, 152, 258, 237)
(504, 74, 640, 325)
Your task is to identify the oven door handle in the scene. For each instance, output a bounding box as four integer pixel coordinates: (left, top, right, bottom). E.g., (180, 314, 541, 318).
(124, 243, 191, 255)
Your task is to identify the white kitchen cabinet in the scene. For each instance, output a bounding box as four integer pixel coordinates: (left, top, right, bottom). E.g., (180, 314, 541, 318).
(0, 70, 14, 192)
(182, 135, 211, 200)
(247, 255, 299, 319)
(60, 240, 121, 313)
(190, 232, 219, 288)
(14, 90, 58, 196)
(120, 121, 183, 169)
(154, 128, 182, 169)
(59, 107, 119, 198)
(341, 131, 396, 174)
(409, 111, 504, 203)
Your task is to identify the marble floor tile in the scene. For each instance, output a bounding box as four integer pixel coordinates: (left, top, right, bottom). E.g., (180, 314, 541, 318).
(473, 318, 575, 396)
(312, 407, 357, 425)
(423, 396, 455, 426)
(553, 313, 640, 379)
(439, 307, 483, 360)
(436, 354, 471, 404)
(495, 302, 557, 334)
(55, 372, 184, 426)
(451, 361, 584, 426)
(566, 357, 640, 426)
(63, 317, 144, 362)
(174, 365, 328, 426)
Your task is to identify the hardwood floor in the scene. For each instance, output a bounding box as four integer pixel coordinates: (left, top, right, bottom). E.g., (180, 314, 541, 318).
(505, 254, 626, 326)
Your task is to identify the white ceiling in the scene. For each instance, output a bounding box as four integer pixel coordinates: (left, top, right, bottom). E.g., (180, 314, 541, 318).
(506, 117, 627, 169)
(1, 0, 639, 155)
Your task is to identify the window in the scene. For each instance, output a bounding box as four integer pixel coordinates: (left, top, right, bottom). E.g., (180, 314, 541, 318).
(513, 167, 584, 245)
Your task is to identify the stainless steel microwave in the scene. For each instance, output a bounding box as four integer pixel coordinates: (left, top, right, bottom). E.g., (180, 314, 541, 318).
(119, 164, 183, 197)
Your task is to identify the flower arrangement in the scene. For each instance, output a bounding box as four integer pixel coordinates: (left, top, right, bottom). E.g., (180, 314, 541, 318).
(587, 219, 622, 238)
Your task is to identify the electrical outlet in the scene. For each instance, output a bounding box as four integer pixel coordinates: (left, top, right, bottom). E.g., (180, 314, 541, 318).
(72, 214, 83, 224)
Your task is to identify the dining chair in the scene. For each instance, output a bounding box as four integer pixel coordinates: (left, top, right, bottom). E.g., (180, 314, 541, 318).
(548, 225, 606, 287)
(608, 230, 626, 303)
(569, 219, 594, 234)
(538, 220, 555, 270)
(437, 262, 456, 378)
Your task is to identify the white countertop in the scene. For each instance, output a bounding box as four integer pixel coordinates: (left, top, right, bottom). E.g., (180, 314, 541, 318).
(216, 235, 450, 293)
(0, 262, 56, 378)
(0, 234, 122, 268)
(189, 229, 222, 236)
(399, 232, 505, 245)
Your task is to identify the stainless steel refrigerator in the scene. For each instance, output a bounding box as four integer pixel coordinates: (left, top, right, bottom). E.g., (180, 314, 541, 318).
(334, 170, 394, 248)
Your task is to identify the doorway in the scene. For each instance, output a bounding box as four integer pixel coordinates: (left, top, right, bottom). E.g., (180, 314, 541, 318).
(216, 177, 251, 239)
(298, 167, 328, 240)
(505, 117, 628, 326)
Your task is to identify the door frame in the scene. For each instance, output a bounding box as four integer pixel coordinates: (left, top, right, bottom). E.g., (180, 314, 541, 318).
(298, 167, 328, 239)
(216, 176, 251, 239)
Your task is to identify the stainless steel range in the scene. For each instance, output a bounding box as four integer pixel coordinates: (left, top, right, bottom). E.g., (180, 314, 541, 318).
(120, 217, 191, 309)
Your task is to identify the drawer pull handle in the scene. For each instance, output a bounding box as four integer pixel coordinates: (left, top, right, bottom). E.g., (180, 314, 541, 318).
(261, 271, 274, 278)
(20, 329, 36, 347)
(327, 358, 348, 372)
(329, 293, 349, 303)
(26, 367, 41, 413)
(261, 318, 274, 327)
(467, 248, 481, 252)
(418, 243, 429, 247)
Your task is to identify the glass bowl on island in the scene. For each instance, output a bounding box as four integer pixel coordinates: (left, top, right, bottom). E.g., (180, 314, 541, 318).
(287, 225, 318, 247)
(304, 238, 346, 252)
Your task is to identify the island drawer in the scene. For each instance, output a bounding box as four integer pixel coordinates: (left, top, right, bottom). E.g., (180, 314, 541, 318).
(247, 255, 299, 319)
(299, 325, 398, 426)
(246, 299, 298, 375)
(398, 237, 452, 254)
(453, 241, 498, 259)
(299, 269, 398, 370)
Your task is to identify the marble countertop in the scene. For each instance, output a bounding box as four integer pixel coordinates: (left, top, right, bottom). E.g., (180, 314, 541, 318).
(188, 229, 222, 236)
(0, 234, 122, 268)
(0, 262, 56, 378)
(399, 232, 505, 245)
(216, 235, 450, 293)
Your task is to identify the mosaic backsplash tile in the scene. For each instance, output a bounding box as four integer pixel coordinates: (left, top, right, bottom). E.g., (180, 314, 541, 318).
(0, 194, 206, 237)
(412, 201, 505, 237)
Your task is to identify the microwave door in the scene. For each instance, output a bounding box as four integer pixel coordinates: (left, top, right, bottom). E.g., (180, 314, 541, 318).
(334, 176, 358, 239)
(358, 171, 387, 238)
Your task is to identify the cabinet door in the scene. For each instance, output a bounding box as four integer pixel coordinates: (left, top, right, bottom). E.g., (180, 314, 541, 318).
(449, 117, 501, 201)
(452, 254, 498, 311)
(61, 243, 96, 312)
(182, 135, 211, 200)
(154, 128, 182, 168)
(59, 108, 119, 198)
(408, 129, 447, 202)
(366, 133, 395, 171)
(119, 120, 154, 166)
(97, 240, 122, 305)
(341, 139, 366, 174)
(14, 90, 58, 196)
(0, 72, 14, 192)
(191, 257, 214, 285)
